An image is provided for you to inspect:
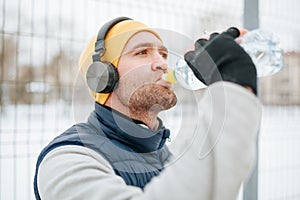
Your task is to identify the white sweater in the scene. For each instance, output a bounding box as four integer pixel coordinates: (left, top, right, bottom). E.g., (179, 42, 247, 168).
(37, 82, 262, 200)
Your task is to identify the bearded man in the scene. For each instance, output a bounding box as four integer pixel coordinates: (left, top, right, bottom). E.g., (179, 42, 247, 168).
(34, 17, 261, 200)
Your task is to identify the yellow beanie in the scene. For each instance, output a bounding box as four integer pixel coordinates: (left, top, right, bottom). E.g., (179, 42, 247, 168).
(79, 18, 162, 105)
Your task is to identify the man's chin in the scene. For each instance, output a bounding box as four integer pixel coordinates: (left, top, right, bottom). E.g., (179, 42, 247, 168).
(129, 84, 177, 112)
(157, 86, 177, 110)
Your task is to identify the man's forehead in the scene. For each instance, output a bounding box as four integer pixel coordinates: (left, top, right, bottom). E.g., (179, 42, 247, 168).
(123, 31, 166, 52)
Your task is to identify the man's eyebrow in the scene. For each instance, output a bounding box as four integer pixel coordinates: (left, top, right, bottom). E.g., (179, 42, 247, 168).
(129, 42, 168, 52)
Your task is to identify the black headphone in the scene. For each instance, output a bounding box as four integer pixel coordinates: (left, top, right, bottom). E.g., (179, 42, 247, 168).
(86, 17, 132, 93)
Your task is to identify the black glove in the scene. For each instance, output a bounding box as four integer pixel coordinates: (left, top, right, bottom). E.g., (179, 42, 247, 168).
(184, 27, 257, 94)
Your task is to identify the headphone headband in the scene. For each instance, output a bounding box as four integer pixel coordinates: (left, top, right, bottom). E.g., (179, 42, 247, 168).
(94, 17, 132, 55)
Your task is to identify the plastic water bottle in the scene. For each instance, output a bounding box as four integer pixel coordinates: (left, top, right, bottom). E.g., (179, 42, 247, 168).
(163, 29, 284, 90)
(163, 59, 206, 90)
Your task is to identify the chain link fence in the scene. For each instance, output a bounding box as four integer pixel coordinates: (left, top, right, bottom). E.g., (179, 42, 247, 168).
(1, 0, 299, 199)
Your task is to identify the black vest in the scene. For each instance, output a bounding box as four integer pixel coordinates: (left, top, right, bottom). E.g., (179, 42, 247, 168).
(34, 103, 171, 200)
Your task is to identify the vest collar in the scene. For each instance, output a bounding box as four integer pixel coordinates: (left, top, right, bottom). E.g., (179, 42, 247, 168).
(90, 103, 170, 153)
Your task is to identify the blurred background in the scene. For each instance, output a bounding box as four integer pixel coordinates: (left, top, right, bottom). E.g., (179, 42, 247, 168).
(0, 0, 299, 199)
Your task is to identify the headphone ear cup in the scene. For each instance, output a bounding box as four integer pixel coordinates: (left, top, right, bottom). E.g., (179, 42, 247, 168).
(86, 61, 119, 93)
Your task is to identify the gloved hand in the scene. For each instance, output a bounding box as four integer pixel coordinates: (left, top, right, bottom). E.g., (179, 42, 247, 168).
(184, 27, 257, 94)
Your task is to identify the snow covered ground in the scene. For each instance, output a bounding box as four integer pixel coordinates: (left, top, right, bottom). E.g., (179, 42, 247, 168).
(1, 103, 300, 200)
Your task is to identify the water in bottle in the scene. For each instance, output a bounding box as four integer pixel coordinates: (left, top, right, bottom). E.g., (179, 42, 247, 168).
(239, 29, 284, 77)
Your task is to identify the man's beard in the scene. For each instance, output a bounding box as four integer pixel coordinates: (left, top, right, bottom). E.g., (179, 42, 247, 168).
(128, 84, 177, 114)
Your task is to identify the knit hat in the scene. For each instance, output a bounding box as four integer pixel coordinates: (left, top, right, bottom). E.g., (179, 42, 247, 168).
(79, 18, 162, 104)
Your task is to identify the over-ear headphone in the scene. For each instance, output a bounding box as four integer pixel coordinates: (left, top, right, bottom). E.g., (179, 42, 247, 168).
(86, 17, 132, 93)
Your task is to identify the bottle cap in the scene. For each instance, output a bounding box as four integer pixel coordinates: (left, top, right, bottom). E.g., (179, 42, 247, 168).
(162, 69, 177, 83)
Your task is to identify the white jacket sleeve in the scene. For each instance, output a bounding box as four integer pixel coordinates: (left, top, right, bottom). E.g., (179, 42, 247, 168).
(38, 82, 262, 200)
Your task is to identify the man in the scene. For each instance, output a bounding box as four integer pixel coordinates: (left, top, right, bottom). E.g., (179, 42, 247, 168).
(34, 17, 262, 199)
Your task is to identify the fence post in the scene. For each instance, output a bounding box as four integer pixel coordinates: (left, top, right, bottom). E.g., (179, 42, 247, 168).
(244, 0, 259, 30)
(243, 0, 259, 200)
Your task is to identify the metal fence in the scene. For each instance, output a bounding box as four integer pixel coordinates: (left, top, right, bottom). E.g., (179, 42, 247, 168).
(1, 0, 300, 199)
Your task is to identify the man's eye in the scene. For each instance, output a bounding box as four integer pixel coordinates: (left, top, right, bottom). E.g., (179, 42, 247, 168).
(136, 50, 147, 55)
(160, 52, 168, 59)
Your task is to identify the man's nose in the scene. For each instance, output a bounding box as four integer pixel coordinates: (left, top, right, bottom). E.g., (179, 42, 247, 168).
(151, 53, 168, 73)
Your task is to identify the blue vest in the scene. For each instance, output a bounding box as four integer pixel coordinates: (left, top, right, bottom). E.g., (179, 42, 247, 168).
(34, 103, 171, 200)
